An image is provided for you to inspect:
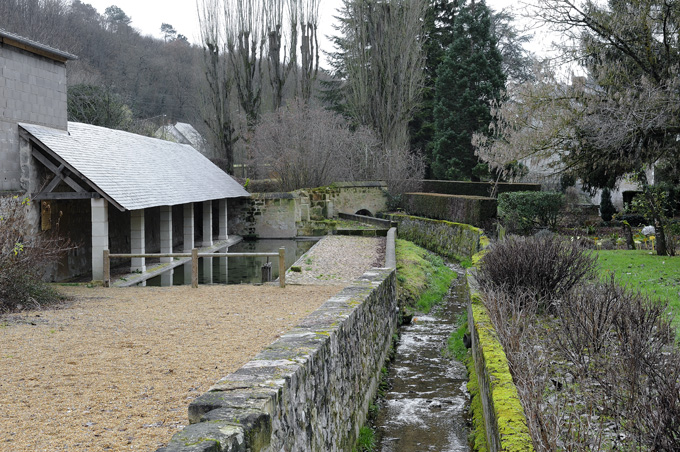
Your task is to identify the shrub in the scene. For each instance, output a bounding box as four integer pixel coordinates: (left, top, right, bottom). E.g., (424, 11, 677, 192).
(0, 196, 70, 312)
(498, 191, 564, 234)
(476, 234, 597, 310)
(599, 187, 616, 221)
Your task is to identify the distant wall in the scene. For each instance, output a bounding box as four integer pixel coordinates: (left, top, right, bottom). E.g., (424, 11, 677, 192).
(158, 267, 398, 452)
(229, 182, 389, 238)
(403, 192, 497, 229)
(420, 180, 541, 198)
(0, 43, 68, 191)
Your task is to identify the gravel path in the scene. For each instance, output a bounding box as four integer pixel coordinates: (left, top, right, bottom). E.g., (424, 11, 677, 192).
(0, 235, 384, 451)
(285, 235, 386, 285)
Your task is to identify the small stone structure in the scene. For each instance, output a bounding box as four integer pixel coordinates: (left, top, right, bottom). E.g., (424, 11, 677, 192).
(229, 182, 388, 238)
(157, 267, 397, 452)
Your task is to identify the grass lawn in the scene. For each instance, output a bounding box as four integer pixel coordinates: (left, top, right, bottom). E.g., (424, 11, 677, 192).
(597, 249, 680, 328)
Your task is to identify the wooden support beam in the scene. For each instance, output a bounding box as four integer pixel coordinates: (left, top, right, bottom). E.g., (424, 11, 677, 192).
(33, 192, 101, 200)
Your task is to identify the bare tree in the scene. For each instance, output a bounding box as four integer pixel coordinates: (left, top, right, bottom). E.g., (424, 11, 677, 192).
(250, 101, 423, 192)
(334, 0, 427, 152)
(198, 0, 237, 173)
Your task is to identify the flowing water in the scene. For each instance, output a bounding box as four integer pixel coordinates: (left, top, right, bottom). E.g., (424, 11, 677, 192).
(374, 270, 470, 452)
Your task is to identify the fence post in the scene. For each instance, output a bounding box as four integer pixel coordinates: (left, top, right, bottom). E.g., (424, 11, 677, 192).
(103, 249, 110, 287)
(191, 248, 199, 288)
(278, 247, 285, 288)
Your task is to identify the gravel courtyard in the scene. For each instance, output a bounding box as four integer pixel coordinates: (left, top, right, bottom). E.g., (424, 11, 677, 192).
(0, 236, 384, 451)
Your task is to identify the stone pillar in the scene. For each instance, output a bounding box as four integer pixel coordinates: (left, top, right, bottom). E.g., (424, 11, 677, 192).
(218, 199, 228, 240)
(183, 203, 195, 285)
(160, 205, 173, 286)
(203, 256, 213, 284)
(202, 200, 213, 247)
(91, 198, 109, 281)
(130, 209, 146, 273)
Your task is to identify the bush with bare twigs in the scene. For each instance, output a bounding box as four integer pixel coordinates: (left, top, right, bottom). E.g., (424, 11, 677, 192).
(479, 239, 680, 451)
(249, 101, 424, 195)
(476, 234, 598, 310)
(0, 196, 70, 312)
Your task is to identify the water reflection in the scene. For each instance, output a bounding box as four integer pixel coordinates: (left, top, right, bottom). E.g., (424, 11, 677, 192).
(147, 238, 318, 286)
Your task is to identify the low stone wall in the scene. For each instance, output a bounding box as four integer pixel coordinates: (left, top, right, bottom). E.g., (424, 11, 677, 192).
(403, 192, 497, 229)
(420, 180, 541, 197)
(383, 213, 486, 263)
(157, 267, 397, 452)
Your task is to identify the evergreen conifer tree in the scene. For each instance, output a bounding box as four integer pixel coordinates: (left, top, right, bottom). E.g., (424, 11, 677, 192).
(600, 187, 617, 222)
(431, 0, 505, 180)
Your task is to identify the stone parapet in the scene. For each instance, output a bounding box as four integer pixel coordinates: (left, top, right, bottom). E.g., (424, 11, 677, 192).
(157, 267, 397, 452)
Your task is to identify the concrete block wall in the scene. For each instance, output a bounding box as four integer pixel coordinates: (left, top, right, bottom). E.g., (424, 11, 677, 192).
(0, 43, 68, 191)
(157, 267, 397, 452)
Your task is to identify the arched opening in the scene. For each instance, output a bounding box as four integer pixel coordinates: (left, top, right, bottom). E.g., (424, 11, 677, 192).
(355, 209, 373, 217)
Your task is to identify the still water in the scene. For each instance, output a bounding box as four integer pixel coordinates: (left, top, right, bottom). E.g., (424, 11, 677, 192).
(146, 238, 317, 286)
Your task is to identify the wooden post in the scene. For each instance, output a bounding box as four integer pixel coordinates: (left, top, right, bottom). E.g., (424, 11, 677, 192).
(278, 247, 285, 288)
(103, 249, 110, 287)
(191, 248, 199, 288)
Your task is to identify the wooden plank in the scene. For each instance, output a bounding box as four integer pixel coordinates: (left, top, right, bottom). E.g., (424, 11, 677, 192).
(103, 250, 110, 287)
(191, 249, 199, 288)
(31, 149, 85, 193)
(279, 247, 285, 288)
(2, 37, 69, 62)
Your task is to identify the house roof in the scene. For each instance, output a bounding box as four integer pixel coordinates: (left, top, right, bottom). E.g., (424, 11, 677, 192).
(19, 122, 249, 211)
(156, 122, 206, 151)
(0, 29, 77, 62)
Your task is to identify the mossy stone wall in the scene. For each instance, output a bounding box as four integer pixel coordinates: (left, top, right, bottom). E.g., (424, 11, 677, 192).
(228, 183, 389, 238)
(157, 268, 398, 452)
(383, 213, 484, 263)
(466, 271, 534, 452)
(403, 192, 497, 229)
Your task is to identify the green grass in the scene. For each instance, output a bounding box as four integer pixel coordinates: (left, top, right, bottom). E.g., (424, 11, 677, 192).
(445, 313, 469, 362)
(396, 239, 457, 314)
(352, 426, 376, 452)
(597, 249, 680, 327)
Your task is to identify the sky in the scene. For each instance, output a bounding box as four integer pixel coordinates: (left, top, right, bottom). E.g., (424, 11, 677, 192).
(82, 0, 558, 69)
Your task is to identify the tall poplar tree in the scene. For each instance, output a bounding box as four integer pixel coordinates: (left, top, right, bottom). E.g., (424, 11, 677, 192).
(431, 0, 505, 180)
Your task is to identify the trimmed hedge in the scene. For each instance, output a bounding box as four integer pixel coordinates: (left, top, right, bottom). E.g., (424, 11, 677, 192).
(421, 180, 540, 197)
(403, 193, 497, 229)
(498, 191, 563, 233)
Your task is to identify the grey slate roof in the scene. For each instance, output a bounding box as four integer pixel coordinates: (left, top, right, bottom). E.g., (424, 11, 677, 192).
(0, 28, 78, 61)
(19, 122, 250, 211)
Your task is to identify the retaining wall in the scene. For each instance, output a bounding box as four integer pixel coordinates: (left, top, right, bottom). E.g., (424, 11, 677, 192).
(157, 267, 398, 452)
(229, 182, 389, 238)
(383, 213, 486, 263)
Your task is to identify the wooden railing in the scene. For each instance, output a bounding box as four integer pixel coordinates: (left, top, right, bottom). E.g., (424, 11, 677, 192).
(103, 248, 286, 288)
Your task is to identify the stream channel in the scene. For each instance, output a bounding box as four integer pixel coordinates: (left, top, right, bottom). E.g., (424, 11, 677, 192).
(374, 267, 471, 451)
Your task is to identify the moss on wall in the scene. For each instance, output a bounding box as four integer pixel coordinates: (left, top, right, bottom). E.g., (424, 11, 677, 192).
(384, 213, 484, 263)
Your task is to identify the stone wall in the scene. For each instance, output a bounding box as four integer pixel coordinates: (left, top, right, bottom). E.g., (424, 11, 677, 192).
(466, 272, 534, 452)
(229, 182, 389, 238)
(403, 193, 497, 229)
(383, 213, 486, 263)
(157, 267, 398, 452)
(0, 43, 68, 191)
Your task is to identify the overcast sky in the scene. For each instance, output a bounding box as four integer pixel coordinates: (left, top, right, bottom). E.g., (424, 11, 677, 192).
(82, 0, 557, 69)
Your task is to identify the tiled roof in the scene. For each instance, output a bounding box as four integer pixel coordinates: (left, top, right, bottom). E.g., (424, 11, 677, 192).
(0, 28, 77, 61)
(19, 122, 250, 211)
